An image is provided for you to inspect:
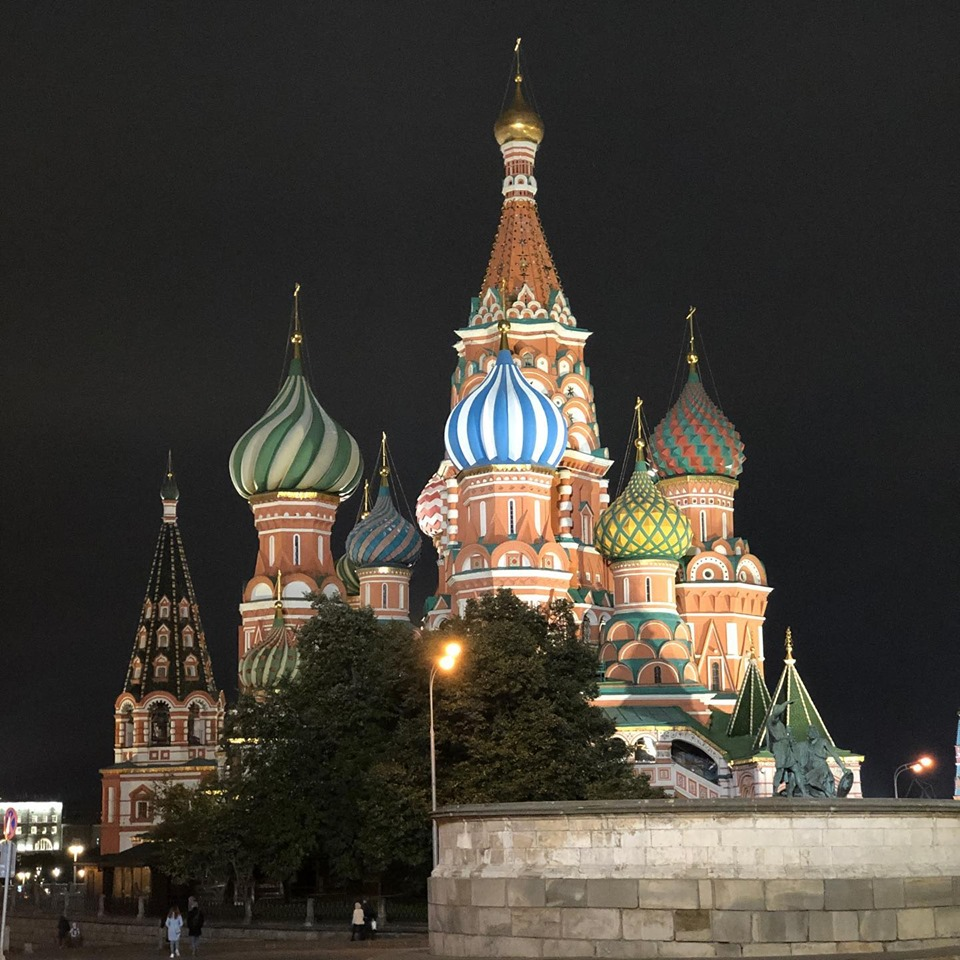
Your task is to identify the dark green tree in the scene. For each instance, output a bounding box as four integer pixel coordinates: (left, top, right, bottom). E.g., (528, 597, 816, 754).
(428, 591, 658, 803)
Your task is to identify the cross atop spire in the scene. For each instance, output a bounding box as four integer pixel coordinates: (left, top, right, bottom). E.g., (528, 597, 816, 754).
(291, 282, 303, 360)
(686, 306, 699, 367)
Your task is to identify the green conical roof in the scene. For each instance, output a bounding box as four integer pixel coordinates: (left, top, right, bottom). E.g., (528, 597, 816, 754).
(727, 652, 771, 739)
(753, 630, 836, 752)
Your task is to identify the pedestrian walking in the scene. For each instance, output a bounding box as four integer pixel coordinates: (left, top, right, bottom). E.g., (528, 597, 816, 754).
(56, 915, 70, 948)
(165, 906, 184, 958)
(362, 899, 377, 939)
(186, 897, 204, 955)
(350, 901, 365, 940)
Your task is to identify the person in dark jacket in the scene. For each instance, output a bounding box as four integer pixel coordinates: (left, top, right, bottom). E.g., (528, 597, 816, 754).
(362, 899, 376, 939)
(186, 897, 204, 955)
(57, 915, 70, 948)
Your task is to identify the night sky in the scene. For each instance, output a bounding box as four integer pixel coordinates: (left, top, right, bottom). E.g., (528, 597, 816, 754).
(4, 2, 959, 816)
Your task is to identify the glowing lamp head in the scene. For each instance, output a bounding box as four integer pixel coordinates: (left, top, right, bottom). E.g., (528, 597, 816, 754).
(438, 655, 456, 672)
(444, 642, 462, 659)
(51, 868, 61, 878)
(68, 843, 84, 859)
(918, 756, 933, 769)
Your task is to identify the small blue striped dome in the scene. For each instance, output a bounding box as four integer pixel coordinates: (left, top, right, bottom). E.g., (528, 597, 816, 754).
(345, 476, 422, 569)
(444, 349, 568, 471)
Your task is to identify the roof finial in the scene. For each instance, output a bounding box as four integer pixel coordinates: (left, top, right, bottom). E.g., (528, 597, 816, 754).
(686, 305, 698, 367)
(361, 479, 371, 518)
(784, 626, 794, 662)
(291, 282, 303, 360)
(274, 569, 283, 611)
(514, 36, 522, 82)
(634, 397, 646, 460)
(379, 431, 390, 479)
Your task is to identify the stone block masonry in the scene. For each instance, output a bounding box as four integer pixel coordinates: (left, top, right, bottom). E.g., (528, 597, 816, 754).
(429, 798, 960, 958)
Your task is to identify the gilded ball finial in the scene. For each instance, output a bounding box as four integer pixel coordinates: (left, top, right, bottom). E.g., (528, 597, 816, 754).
(686, 305, 698, 366)
(494, 41, 544, 146)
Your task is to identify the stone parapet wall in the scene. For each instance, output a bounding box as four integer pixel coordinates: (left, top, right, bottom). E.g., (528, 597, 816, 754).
(429, 799, 960, 957)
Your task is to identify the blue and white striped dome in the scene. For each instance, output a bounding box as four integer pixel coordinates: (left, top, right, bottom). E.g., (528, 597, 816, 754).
(444, 349, 568, 471)
(345, 476, 422, 569)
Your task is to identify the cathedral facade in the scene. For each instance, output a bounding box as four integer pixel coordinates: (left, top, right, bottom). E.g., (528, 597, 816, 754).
(103, 59, 861, 829)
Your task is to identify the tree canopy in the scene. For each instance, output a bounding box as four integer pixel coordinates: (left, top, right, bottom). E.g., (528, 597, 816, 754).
(151, 591, 657, 892)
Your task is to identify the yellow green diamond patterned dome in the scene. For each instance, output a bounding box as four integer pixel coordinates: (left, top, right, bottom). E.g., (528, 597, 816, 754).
(595, 463, 692, 561)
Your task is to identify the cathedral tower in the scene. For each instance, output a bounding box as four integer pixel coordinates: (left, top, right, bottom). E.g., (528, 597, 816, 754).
(343, 435, 422, 621)
(650, 311, 771, 700)
(100, 459, 224, 854)
(230, 286, 363, 686)
(419, 51, 613, 629)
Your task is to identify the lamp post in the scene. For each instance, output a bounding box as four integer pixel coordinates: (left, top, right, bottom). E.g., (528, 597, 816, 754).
(429, 641, 462, 868)
(893, 756, 933, 798)
(67, 845, 84, 885)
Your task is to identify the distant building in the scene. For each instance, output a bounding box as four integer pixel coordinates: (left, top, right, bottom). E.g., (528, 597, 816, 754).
(99, 460, 224, 854)
(0, 800, 63, 852)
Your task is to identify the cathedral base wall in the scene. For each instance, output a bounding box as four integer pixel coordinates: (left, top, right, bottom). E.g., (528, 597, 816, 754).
(429, 799, 960, 957)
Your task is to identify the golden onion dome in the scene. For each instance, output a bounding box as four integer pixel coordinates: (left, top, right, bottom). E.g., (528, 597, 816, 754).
(494, 75, 544, 146)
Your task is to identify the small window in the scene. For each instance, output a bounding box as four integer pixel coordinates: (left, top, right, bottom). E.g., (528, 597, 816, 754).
(188, 703, 203, 745)
(179, 599, 190, 619)
(644, 577, 652, 603)
(711, 662, 721, 691)
(132, 659, 142, 680)
(134, 800, 151, 822)
(269, 535, 276, 566)
(471, 556, 485, 570)
(699, 512, 707, 542)
(157, 627, 170, 648)
(702, 568, 714, 581)
(653, 666, 663, 685)
(159, 597, 171, 619)
(381, 583, 388, 608)
(508, 499, 517, 536)
(144, 600, 153, 619)
(293, 534, 301, 565)
(138, 627, 147, 649)
(184, 658, 198, 679)
(478, 501, 487, 537)
(182, 628, 194, 648)
(155, 660, 168, 679)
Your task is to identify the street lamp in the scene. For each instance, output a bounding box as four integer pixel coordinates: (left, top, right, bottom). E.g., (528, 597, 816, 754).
(67, 845, 84, 884)
(429, 640, 463, 868)
(893, 756, 933, 798)
(51, 868, 61, 880)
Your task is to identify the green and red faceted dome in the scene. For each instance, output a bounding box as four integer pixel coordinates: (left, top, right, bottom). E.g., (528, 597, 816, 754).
(650, 367, 745, 479)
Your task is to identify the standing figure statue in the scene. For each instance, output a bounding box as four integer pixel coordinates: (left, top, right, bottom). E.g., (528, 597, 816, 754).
(766, 701, 809, 797)
(803, 727, 852, 798)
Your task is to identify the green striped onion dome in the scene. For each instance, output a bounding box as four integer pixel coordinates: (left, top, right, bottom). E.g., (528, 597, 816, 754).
(651, 367, 745, 478)
(346, 476, 422, 569)
(230, 356, 363, 500)
(238, 605, 299, 693)
(336, 552, 360, 596)
(595, 462, 692, 561)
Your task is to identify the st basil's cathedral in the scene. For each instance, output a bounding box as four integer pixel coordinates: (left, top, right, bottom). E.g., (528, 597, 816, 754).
(100, 59, 862, 852)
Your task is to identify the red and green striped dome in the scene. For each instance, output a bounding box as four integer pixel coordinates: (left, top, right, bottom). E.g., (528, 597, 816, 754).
(651, 367, 744, 479)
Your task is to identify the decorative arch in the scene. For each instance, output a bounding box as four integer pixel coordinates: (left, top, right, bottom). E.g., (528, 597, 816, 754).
(638, 661, 680, 685)
(618, 641, 658, 662)
(598, 642, 618, 663)
(567, 423, 597, 453)
(605, 663, 633, 682)
(491, 542, 538, 569)
(659, 640, 691, 661)
(638, 621, 672, 641)
(689, 555, 733, 581)
(605, 621, 635, 643)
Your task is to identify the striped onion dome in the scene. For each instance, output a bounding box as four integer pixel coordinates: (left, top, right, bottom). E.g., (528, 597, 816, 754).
(444, 348, 568, 471)
(416, 471, 445, 539)
(229, 354, 363, 500)
(651, 367, 744, 479)
(345, 475, 422, 569)
(238, 604, 299, 693)
(336, 552, 360, 596)
(595, 462, 692, 562)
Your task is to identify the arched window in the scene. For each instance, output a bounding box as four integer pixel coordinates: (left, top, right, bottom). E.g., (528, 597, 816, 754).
(645, 577, 652, 602)
(700, 511, 707, 542)
(188, 703, 203, 745)
(317, 536, 324, 564)
(132, 658, 142, 681)
(722, 512, 728, 538)
(711, 662, 721, 691)
(157, 627, 170, 648)
(179, 599, 190, 619)
(154, 656, 169, 679)
(653, 666, 662, 685)
(269, 536, 276, 566)
(159, 597, 170, 619)
(182, 627, 194, 648)
(137, 627, 147, 649)
(149, 702, 170, 746)
(634, 737, 656, 763)
(144, 600, 153, 620)
(623, 577, 630, 604)
(293, 534, 301, 565)
(479, 501, 487, 537)
(381, 583, 388, 608)
(184, 656, 198, 679)
(121, 706, 134, 747)
(508, 499, 516, 536)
